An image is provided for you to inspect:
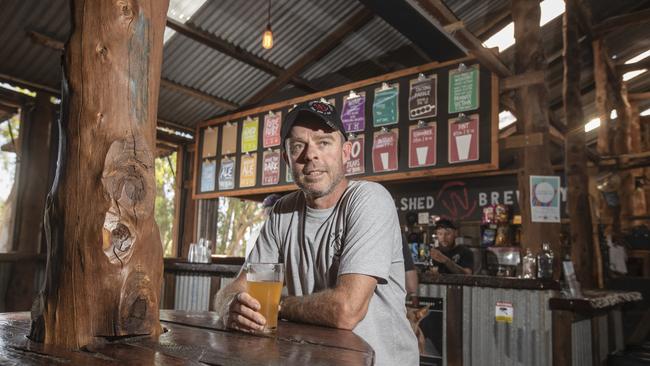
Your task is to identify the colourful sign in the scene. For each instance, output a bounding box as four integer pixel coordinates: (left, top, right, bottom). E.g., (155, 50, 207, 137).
(221, 123, 238, 156)
(448, 114, 479, 164)
(448, 64, 479, 113)
(200, 160, 216, 192)
(408, 122, 436, 168)
(263, 112, 282, 148)
(530, 175, 561, 223)
(239, 153, 257, 188)
(409, 75, 437, 120)
(373, 84, 399, 126)
(372, 129, 398, 172)
(345, 135, 365, 176)
(241, 117, 259, 153)
(341, 92, 366, 133)
(218, 158, 235, 190)
(262, 149, 281, 186)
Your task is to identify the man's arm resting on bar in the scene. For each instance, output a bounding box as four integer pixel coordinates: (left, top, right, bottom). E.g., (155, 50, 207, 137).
(279, 273, 376, 330)
(213, 271, 266, 333)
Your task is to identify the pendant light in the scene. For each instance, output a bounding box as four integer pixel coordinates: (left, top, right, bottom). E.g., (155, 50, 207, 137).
(262, 0, 273, 49)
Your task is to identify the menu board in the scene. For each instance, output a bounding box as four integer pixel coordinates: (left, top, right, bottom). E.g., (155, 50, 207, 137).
(194, 57, 497, 198)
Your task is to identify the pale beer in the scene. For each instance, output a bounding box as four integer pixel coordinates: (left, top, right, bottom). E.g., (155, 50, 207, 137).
(246, 280, 283, 329)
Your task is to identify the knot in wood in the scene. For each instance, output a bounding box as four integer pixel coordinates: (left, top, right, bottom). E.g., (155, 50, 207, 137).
(116, 0, 135, 21)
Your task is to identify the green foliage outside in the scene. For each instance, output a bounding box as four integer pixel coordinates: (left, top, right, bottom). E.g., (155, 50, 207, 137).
(0, 115, 19, 219)
(215, 197, 265, 257)
(155, 152, 176, 257)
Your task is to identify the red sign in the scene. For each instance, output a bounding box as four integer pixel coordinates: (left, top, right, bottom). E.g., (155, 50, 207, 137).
(372, 130, 398, 172)
(408, 123, 436, 168)
(345, 135, 365, 176)
(448, 114, 479, 164)
(262, 150, 280, 185)
(263, 112, 282, 148)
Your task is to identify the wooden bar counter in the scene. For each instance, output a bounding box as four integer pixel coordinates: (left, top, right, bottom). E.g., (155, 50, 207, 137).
(0, 310, 374, 365)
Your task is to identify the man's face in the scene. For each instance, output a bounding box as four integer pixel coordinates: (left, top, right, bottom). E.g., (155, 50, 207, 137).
(284, 119, 351, 199)
(436, 228, 457, 251)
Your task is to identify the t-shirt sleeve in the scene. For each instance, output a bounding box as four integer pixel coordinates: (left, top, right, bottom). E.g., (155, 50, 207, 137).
(246, 213, 281, 264)
(458, 247, 474, 272)
(337, 183, 400, 284)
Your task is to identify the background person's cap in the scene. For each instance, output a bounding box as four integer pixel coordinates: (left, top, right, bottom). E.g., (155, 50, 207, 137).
(281, 101, 347, 147)
(434, 218, 457, 231)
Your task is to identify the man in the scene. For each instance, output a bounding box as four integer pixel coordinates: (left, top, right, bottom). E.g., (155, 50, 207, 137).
(430, 219, 473, 274)
(214, 100, 418, 366)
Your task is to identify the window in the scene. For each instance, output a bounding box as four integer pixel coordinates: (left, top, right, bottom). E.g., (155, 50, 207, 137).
(0, 114, 20, 253)
(215, 197, 265, 257)
(155, 151, 178, 257)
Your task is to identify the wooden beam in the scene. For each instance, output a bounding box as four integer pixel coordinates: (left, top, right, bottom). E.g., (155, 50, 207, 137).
(442, 21, 464, 33)
(411, 0, 512, 77)
(26, 30, 64, 51)
(157, 118, 194, 135)
(563, 0, 596, 288)
(244, 8, 374, 106)
(500, 71, 545, 92)
(474, 8, 511, 39)
(615, 58, 650, 73)
(593, 8, 650, 36)
(501, 132, 544, 149)
(628, 92, 650, 102)
(0, 73, 59, 95)
(160, 78, 238, 110)
(166, 18, 315, 92)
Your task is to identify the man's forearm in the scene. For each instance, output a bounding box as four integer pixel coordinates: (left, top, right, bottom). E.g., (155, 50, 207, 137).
(444, 259, 470, 274)
(280, 289, 350, 329)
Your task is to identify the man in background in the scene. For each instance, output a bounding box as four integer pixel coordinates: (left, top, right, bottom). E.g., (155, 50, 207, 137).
(430, 219, 473, 275)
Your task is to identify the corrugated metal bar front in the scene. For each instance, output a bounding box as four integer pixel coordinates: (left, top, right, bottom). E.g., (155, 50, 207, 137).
(173, 272, 212, 311)
(420, 283, 448, 366)
(463, 287, 557, 366)
(572, 319, 593, 366)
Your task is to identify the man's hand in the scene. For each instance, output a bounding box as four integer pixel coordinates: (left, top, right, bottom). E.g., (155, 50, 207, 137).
(224, 292, 267, 333)
(430, 248, 450, 264)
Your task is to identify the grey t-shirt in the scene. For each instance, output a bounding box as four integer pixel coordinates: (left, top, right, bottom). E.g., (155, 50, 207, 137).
(248, 180, 419, 366)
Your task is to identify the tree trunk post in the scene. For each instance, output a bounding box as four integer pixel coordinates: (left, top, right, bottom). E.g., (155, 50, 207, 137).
(562, 0, 595, 288)
(30, 0, 169, 348)
(512, 0, 561, 275)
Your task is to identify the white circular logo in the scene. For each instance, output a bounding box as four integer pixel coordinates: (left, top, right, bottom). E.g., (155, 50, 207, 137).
(534, 182, 555, 203)
(350, 140, 362, 158)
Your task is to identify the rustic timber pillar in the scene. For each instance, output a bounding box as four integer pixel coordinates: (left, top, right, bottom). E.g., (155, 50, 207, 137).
(562, 0, 595, 288)
(5, 93, 55, 310)
(30, 0, 169, 348)
(512, 0, 560, 269)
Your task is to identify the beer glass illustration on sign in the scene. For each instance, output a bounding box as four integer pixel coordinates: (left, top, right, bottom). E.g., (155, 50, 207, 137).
(246, 263, 284, 333)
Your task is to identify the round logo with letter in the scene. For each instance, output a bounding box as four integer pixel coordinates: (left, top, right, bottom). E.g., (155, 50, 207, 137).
(309, 101, 333, 115)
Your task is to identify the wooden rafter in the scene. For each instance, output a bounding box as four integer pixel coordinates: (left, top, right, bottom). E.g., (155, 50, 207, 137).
(166, 18, 316, 92)
(244, 8, 374, 107)
(27, 29, 65, 50)
(616, 59, 650, 73)
(160, 78, 238, 110)
(593, 8, 650, 36)
(410, 0, 512, 77)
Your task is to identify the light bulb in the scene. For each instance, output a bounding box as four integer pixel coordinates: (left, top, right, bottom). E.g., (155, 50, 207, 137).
(262, 25, 273, 49)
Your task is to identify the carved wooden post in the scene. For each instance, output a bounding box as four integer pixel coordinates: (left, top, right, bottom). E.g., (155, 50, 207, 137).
(562, 0, 595, 288)
(30, 0, 169, 348)
(512, 0, 560, 274)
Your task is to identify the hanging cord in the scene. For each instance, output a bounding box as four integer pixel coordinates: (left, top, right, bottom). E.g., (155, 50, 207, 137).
(166, 154, 176, 178)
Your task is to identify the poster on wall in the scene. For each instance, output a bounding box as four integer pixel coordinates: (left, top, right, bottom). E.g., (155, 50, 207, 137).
(239, 153, 257, 188)
(341, 91, 366, 133)
(221, 123, 238, 156)
(241, 117, 259, 153)
(448, 114, 479, 164)
(345, 134, 365, 176)
(448, 64, 479, 113)
(373, 83, 399, 127)
(262, 149, 281, 186)
(218, 157, 235, 190)
(530, 175, 561, 223)
(372, 129, 399, 172)
(408, 122, 437, 168)
(263, 111, 282, 148)
(202, 127, 218, 158)
(200, 160, 216, 192)
(409, 74, 437, 120)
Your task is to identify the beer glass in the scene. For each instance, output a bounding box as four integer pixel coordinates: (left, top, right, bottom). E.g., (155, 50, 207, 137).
(245, 263, 284, 333)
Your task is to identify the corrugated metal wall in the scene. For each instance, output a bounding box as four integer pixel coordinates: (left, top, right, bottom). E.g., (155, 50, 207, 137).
(572, 319, 593, 366)
(421, 284, 558, 366)
(173, 272, 212, 311)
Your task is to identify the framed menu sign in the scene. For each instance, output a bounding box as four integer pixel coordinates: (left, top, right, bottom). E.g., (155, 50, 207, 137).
(372, 129, 399, 173)
(408, 122, 437, 168)
(262, 149, 281, 186)
(345, 134, 365, 176)
(448, 64, 479, 113)
(409, 74, 437, 120)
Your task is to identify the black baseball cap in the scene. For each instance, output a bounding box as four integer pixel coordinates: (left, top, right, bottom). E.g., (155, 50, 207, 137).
(434, 218, 457, 230)
(281, 100, 348, 147)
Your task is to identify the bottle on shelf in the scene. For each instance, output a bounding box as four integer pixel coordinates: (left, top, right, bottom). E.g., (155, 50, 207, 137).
(521, 250, 537, 279)
(537, 242, 554, 279)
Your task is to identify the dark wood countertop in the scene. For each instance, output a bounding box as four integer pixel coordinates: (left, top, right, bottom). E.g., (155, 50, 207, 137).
(549, 290, 643, 314)
(0, 311, 374, 365)
(419, 273, 561, 290)
(163, 257, 242, 276)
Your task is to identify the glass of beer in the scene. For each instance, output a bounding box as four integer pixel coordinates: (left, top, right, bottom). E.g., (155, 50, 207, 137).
(245, 263, 284, 333)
